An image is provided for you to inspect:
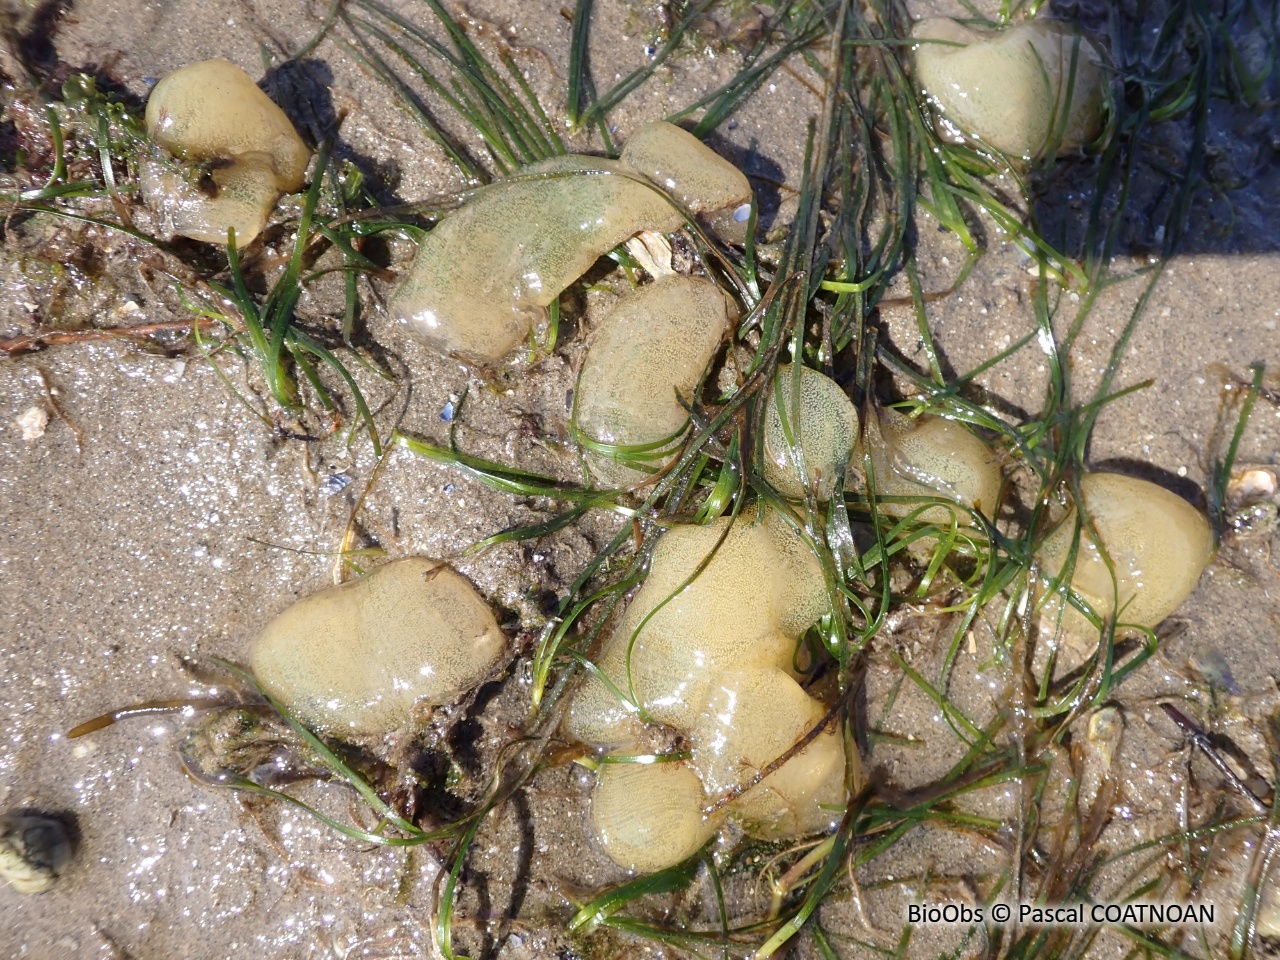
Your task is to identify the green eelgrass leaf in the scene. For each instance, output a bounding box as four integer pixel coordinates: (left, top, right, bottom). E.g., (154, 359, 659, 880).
(569, 855, 702, 935)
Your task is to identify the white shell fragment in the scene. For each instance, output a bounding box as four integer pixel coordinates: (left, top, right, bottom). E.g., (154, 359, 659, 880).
(15, 405, 49, 441)
(912, 18, 1106, 161)
(1079, 705, 1124, 812)
(0, 813, 74, 895)
(1261, 879, 1280, 938)
(390, 121, 752, 363)
(250, 558, 506, 735)
(142, 59, 311, 245)
(1228, 467, 1278, 503)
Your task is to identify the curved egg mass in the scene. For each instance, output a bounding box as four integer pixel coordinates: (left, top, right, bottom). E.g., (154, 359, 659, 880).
(250, 558, 506, 735)
(912, 18, 1106, 162)
(392, 157, 681, 363)
(391, 122, 752, 364)
(618, 121, 753, 243)
(565, 508, 828, 746)
(566, 508, 847, 871)
(142, 59, 311, 245)
(573, 275, 735, 487)
(691, 667, 845, 839)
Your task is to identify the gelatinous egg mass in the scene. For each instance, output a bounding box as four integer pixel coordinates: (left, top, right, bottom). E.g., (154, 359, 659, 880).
(692, 667, 846, 840)
(250, 558, 506, 735)
(566, 509, 846, 871)
(142, 59, 311, 245)
(565, 509, 828, 745)
(859, 409, 1002, 525)
(573, 275, 734, 486)
(912, 19, 1106, 161)
(761, 364, 859, 500)
(590, 758, 721, 874)
(1035, 472, 1214, 636)
(391, 121, 752, 364)
(618, 120, 753, 244)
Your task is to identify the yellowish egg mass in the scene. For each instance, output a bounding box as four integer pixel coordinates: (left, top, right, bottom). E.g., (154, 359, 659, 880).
(391, 122, 752, 364)
(250, 558, 506, 735)
(912, 18, 1106, 161)
(142, 59, 311, 245)
(573, 275, 734, 486)
(566, 509, 846, 871)
(761, 364, 859, 500)
(855, 408, 1002, 526)
(1034, 472, 1214, 643)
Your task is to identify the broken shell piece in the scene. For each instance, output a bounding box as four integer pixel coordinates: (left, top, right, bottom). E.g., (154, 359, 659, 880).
(1035, 473, 1214, 656)
(1078, 705, 1124, 812)
(15, 406, 49, 441)
(1227, 467, 1278, 504)
(1226, 468, 1280, 537)
(591, 757, 722, 872)
(143, 59, 311, 245)
(912, 18, 1106, 161)
(623, 230, 676, 278)
(250, 558, 506, 735)
(1261, 879, 1280, 938)
(391, 121, 752, 364)
(0, 813, 74, 894)
(761, 364, 859, 500)
(573, 275, 734, 487)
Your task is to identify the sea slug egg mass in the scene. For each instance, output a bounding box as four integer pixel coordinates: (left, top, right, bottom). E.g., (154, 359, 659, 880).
(1034, 472, 1214, 646)
(573, 275, 735, 486)
(142, 59, 311, 245)
(761, 364, 859, 500)
(566, 509, 847, 871)
(617, 121, 754, 243)
(911, 18, 1106, 161)
(390, 121, 752, 364)
(590, 758, 719, 874)
(856, 408, 1003, 525)
(250, 558, 506, 735)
